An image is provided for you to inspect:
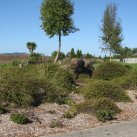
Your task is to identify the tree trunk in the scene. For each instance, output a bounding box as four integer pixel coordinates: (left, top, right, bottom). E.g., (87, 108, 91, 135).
(54, 34, 61, 63)
(110, 49, 112, 61)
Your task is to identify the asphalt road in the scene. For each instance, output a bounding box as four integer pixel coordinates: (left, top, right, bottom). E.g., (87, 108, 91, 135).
(44, 120, 137, 137)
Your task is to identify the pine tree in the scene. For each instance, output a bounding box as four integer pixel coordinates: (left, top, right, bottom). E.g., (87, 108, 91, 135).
(76, 49, 82, 58)
(70, 48, 76, 58)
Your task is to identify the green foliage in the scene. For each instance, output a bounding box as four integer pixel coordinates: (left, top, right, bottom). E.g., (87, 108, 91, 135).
(77, 98, 120, 121)
(85, 53, 92, 59)
(0, 65, 71, 107)
(0, 106, 7, 114)
(28, 53, 43, 64)
(101, 2, 123, 58)
(51, 51, 65, 60)
(96, 110, 115, 122)
(12, 60, 21, 66)
(111, 69, 137, 90)
(76, 49, 82, 58)
(70, 48, 76, 58)
(37, 63, 75, 91)
(10, 113, 30, 124)
(40, 0, 78, 62)
(26, 42, 37, 54)
(132, 48, 137, 54)
(82, 80, 131, 102)
(93, 61, 128, 80)
(63, 106, 77, 119)
(40, 0, 78, 37)
(119, 47, 132, 59)
(50, 120, 63, 128)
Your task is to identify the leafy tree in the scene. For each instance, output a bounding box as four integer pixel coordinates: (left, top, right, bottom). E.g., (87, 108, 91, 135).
(132, 48, 137, 54)
(51, 51, 65, 60)
(70, 48, 76, 58)
(100, 3, 123, 61)
(76, 49, 82, 58)
(26, 42, 37, 54)
(85, 53, 92, 59)
(40, 0, 78, 63)
(120, 47, 132, 58)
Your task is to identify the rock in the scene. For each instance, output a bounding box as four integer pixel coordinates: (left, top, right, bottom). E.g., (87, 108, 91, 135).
(70, 58, 94, 77)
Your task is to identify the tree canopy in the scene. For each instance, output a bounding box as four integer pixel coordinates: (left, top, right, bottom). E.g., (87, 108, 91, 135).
(101, 3, 123, 61)
(26, 42, 37, 54)
(40, 0, 78, 63)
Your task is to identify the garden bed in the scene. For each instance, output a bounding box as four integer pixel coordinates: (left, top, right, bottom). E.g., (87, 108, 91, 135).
(0, 91, 137, 137)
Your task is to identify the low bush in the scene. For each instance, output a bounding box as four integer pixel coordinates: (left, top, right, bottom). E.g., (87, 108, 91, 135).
(63, 106, 77, 119)
(0, 66, 70, 107)
(96, 110, 115, 122)
(77, 98, 120, 121)
(81, 80, 131, 102)
(93, 61, 128, 80)
(28, 53, 43, 64)
(51, 51, 65, 60)
(37, 63, 75, 91)
(111, 69, 137, 90)
(10, 113, 30, 124)
(50, 120, 63, 128)
(0, 106, 7, 114)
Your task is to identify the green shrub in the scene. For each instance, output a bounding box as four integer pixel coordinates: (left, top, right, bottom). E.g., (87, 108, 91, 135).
(37, 63, 75, 91)
(0, 66, 70, 107)
(96, 110, 115, 122)
(0, 106, 7, 114)
(12, 60, 21, 66)
(28, 53, 43, 64)
(10, 113, 30, 124)
(50, 120, 63, 128)
(81, 80, 131, 102)
(93, 61, 128, 80)
(51, 51, 65, 60)
(63, 106, 77, 119)
(111, 69, 137, 90)
(77, 98, 120, 121)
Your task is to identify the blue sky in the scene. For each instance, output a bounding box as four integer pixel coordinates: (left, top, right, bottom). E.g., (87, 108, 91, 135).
(0, 0, 137, 56)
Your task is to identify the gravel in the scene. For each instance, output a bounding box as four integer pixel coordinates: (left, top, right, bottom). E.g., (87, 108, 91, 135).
(0, 91, 137, 137)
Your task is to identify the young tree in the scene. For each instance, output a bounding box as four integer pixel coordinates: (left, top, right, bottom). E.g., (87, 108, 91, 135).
(70, 48, 76, 58)
(40, 0, 78, 63)
(76, 49, 82, 58)
(100, 3, 123, 61)
(26, 42, 37, 54)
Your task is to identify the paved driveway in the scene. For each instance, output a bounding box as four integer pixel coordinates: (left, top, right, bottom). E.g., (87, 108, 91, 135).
(44, 120, 137, 137)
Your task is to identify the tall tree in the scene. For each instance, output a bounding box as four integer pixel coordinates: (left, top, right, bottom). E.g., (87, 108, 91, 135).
(100, 3, 123, 61)
(85, 53, 92, 59)
(76, 49, 82, 58)
(40, 0, 78, 63)
(26, 42, 37, 54)
(132, 48, 137, 54)
(70, 48, 75, 58)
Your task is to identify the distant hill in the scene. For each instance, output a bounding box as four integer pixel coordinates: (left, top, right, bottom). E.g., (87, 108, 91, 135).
(0, 53, 29, 63)
(0, 52, 29, 56)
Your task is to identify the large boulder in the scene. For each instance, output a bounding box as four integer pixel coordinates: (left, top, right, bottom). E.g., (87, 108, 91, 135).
(70, 58, 94, 77)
